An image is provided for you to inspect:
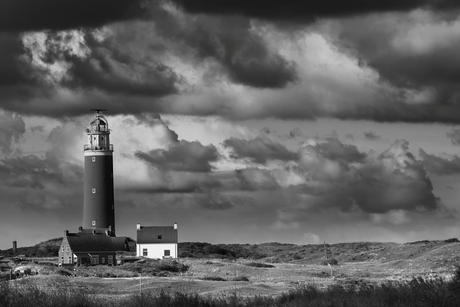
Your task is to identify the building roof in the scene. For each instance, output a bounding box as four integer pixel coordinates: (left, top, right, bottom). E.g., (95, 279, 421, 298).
(111, 237, 129, 251)
(137, 226, 178, 244)
(66, 233, 116, 253)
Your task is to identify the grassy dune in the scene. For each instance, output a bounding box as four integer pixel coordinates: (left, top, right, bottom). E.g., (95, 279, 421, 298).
(1, 269, 460, 307)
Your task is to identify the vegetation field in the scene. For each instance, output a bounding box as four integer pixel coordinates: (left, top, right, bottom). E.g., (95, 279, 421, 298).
(1, 239, 460, 306)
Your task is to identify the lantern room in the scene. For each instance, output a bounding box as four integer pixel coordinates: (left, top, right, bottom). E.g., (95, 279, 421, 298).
(84, 109, 113, 152)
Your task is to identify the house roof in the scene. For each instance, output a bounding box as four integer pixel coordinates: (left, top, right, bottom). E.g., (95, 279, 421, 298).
(137, 226, 178, 244)
(66, 233, 116, 253)
(111, 237, 129, 251)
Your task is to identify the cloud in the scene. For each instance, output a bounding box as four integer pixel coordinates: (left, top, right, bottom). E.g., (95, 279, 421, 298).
(223, 136, 298, 164)
(167, 13, 298, 89)
(446, 127, 460, 145)
(169, 0, 459, 23)
(305, 137, 367, 164)
(136, 140, 219, 173)
(235, 168, 280, 191)
(364, 131, 382, 141)
(0, 0, 147, 32)
(287, 128, 304, 139)
(21, 29, 179, 97)
(0, 153, 83, 211)
(30, 125, 45, 133)
(297, 138, 442, 214)
(0, 112, 25, 156)
(419, 149, 460, 176)
(319, 10, 460, 120)
(304, 232, 321, 244)
(260, 127, 276, 134)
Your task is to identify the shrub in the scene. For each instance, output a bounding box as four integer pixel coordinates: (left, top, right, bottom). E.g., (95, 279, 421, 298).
(244, 262, 275, 268)
(200, 276, 226, 281)
(321, 258, 338, 266)
(229, 276, 249, 282)
(56, 268, 74, 277)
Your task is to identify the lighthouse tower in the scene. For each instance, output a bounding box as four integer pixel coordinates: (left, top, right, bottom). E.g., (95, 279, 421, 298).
(82, 109, 115, 236)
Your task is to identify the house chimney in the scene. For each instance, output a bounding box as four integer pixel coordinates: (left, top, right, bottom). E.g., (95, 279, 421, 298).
(136, 223, 141, 230)
(174, 222, 177, 230)
(78, 226, 83, 232)
(64, 230, 69, 236)
(12, 241, 17, 255)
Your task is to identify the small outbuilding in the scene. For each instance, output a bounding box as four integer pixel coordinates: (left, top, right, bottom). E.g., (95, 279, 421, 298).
(136, 223, 178, 259)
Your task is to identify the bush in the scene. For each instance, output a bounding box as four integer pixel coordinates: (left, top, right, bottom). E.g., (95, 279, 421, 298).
(56, 268, 74, 277)
(244, 262, 275, 268)
(229, 276, 249, 282)
(200, 276, 226, 281)
(321, 258, 338, 266)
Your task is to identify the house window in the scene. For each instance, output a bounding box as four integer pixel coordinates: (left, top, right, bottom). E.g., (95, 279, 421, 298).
(68, 257, 71, 263)
(61, 246, 64, 252)
(143, 248, 148, 256)
(102, 257, 105, 264)
(61, 257, 64, 263)
(158, 235, 162, 240)
(164, 250, 170, 256)
(66, 246, 69, 252)
(91, 257, 99, 265)
(92, 188, 96, 194)
(92, 157, 96, 162)
(108, 255, 113, 265)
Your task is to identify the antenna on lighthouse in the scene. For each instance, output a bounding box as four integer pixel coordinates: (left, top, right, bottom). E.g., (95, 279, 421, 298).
(90, 109, 107, 115)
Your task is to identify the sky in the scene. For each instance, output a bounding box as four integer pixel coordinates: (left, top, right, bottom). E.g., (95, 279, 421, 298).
(2, 0, 460, 249)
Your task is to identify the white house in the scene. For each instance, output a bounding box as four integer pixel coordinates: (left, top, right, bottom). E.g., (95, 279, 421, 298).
(136, 223, 178, 259)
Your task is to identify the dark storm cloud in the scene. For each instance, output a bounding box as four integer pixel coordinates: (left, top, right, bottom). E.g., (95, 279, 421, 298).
(26, 30, 179, 97)
(170, 0, 459, 22)
(446, 128, 460, 145)
(364, 131, 382, 141)
(223, 137, 298, 164)
(0, 0, 146, 32)
(419, 149, 460, 176)
(325, 13, 460, 117)
(177, 16, 298, 89)
(135, 140, 219, 173)
(0, 33, 39, 102)
(298, 138, 441, 214)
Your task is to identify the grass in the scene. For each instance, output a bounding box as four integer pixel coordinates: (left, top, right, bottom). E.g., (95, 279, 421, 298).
(1, 267, 459, 306)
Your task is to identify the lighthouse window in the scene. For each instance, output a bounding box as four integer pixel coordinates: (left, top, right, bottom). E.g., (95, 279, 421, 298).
(92, 157, 96, 162)
(92, 220, 96, 226)
(158, 235, 162, 240)
(92, 188, 96, 194)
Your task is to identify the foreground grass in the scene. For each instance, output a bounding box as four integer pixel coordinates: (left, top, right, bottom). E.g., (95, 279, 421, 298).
(1, 268, 460, 307)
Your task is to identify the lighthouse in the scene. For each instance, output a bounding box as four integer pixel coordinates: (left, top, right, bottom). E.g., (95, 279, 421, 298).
(82, 109, 116, 236)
